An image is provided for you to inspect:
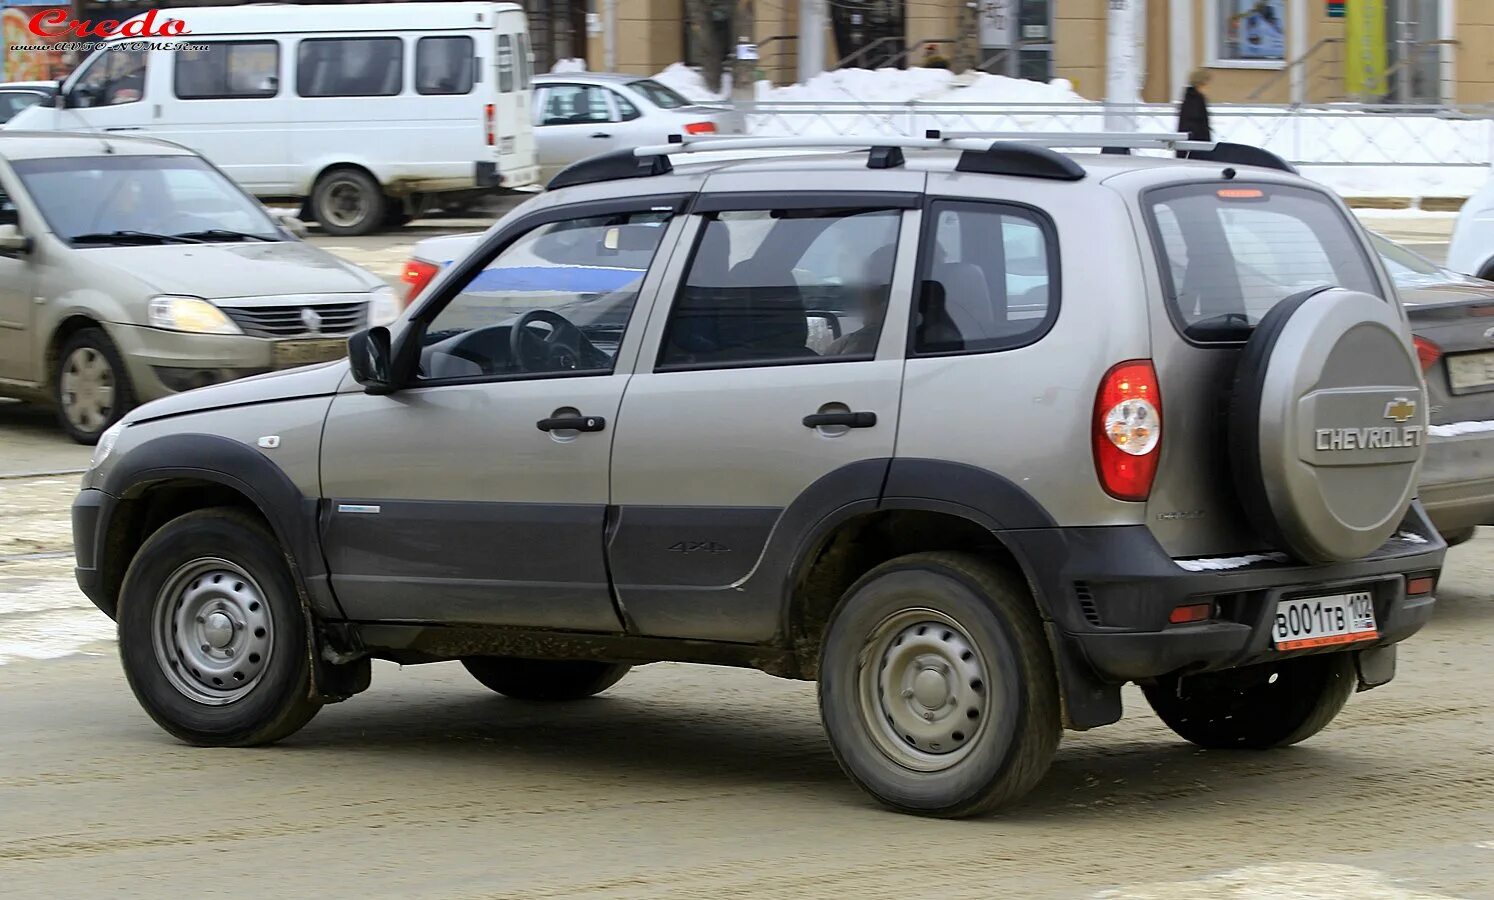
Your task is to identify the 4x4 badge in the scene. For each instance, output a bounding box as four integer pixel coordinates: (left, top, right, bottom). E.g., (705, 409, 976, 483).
(1383, 398, 1417, 423)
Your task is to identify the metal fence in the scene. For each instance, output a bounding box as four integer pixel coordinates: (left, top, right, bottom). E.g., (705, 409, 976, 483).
(734, 101, 1494, 171)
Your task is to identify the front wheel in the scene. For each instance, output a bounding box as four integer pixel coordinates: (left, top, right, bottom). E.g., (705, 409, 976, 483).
(818, 552, 1061, 818)
(54, 327, 133, 444)
(310, 168, 386, 236)
(461, 657, 631, 700)
(117, 508, 321, 746)
(1142, 652, 1356, 750)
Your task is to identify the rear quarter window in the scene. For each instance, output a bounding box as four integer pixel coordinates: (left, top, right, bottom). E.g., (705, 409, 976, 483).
(1145, 183, 1381, 343)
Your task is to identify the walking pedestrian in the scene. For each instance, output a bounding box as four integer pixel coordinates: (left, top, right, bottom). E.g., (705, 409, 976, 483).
(1178, 68, 1212, 145)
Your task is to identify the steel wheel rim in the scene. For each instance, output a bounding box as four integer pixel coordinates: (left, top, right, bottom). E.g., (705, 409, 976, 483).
(150, 558, 275, 705)
(324, 180, 368, 228)
(856, 608, 993, 773)
(60, 346, 114, 433)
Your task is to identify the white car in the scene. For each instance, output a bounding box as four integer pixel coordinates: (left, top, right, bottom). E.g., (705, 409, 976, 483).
(531, 73, 743, 183)
(1448, 175, 1494, 279)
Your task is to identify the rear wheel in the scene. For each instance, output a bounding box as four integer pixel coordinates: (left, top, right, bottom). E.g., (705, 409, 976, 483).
(310, 168, 386, 236)
(117, 509, 322, 746)
(54, 327, 132, 445)
(818, 552, 1060, 818)
(461, 657, 631, 700)
(1142, 652, 1356, 750)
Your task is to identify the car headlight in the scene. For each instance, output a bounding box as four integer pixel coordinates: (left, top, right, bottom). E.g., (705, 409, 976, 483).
(89, 419, 125, 470)
(368, 284, 399, 327)
(147, 296, 241, 334)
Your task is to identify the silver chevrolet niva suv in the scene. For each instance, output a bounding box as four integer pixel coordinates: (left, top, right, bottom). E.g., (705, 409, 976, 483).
(73, 133, 1446, 817)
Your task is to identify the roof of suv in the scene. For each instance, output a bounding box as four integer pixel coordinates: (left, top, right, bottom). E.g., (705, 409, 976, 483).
(0, 131, 199, 160)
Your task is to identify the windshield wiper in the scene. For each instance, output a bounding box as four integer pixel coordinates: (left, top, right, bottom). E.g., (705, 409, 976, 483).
(71, 230, 204, 246)
(173, 228, 275, 243)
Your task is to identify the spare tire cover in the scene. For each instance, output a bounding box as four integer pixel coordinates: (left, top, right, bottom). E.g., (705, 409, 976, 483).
(1230, 287, 1426, 563)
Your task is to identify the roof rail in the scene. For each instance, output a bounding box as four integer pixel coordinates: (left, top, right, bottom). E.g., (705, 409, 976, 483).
(935, 130, 1216, 153)
(1181, 141, 1297, 174)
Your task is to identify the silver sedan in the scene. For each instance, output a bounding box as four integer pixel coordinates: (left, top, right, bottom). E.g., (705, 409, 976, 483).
(531, 72, 743, 182)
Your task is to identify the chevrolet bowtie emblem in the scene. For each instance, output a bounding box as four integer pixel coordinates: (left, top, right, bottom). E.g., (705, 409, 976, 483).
(1384, 398, 1417, 423)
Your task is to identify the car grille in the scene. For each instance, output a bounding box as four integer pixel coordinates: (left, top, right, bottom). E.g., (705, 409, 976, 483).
(221, 300, 368, 338)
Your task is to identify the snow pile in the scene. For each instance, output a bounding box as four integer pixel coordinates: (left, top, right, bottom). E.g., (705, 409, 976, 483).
(652, 62, 727, 102)
(1174, 552, 1289, 572)
(757, 67, 1085, 105)
(550, 58, 587, 74)
(1427, 420, 1494, 438)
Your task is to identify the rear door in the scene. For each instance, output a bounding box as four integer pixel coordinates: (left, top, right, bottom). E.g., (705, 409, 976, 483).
(492, 18, 537, 181)
(608, 186, 920, 643)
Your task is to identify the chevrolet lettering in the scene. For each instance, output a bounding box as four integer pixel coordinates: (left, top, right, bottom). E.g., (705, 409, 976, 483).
(1315, 425, 1425, 451)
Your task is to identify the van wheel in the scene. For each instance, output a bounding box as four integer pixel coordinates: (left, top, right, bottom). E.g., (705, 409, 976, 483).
(818, 552, 1061, 818)
(117, 508, 322, 746)
(310, 168, 386, 236)
(461, 657, 631, 700)
(1142, 652, 1356, 750)
(54, 327, 132, 445)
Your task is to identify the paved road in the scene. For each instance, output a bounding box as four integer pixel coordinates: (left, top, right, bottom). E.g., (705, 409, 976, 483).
(2, 213, 1490, 898)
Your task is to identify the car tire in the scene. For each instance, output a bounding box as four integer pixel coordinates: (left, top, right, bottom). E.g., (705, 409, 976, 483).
(461, 657, 631, 700)
(1142, 652, 1356, 750)
(310, 168, 386, 237)
(117, 508, 322, 746)
(54, 326, 133, 445)
(817, 552, 1061, 818)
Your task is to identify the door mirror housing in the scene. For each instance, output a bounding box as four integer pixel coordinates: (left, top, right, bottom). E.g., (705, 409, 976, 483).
(804, 311, 843, 354)
(277, 214, 308, 238)
(348, 326, 395, 394)
(0, 224, 32, 253)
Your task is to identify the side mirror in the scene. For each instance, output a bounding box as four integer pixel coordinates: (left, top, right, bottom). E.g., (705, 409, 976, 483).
(347, 326, 395, 394)
(804, 311, 842, 354)
(277, 214, 307, 238)
(0, 224, 32, 253)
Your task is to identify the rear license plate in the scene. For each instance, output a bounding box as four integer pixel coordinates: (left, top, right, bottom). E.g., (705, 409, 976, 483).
(1446, 350, 1494, 393)
(1272, 591, 1378, 651)
(272, 338, 347, 369)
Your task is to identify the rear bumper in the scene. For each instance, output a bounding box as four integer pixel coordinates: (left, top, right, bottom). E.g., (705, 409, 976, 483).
(1005, 503, 1445, 684)
(1419, 428, 1494, 534)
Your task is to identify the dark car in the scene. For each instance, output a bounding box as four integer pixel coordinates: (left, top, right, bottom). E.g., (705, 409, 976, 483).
(0, 82, 56, 124)
(1372, 231, 1494, 545)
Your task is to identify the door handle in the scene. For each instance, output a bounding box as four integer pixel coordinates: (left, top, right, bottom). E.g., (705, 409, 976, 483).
(590, 132, 611, 138)
(803, 411, 877, 429)
(537, 415, 606, 433)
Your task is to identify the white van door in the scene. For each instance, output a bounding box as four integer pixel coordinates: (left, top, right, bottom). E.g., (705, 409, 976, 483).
(492, 15, 537, 185)
(149, 39, 292, 193)
(52, 45, 154, 135)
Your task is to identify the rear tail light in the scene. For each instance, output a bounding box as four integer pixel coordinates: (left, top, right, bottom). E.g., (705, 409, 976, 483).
(399, 259, 441, 307)
(1093, 360, 1162, 501)
(484, 103, 496, 146)
(683, 121, 717, 135)
(1168, 602, 1214, 624)
(1413, 335, 1441, 373)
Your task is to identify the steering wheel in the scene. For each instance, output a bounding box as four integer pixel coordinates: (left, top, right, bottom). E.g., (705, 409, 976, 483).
(508, 308, 598, 373)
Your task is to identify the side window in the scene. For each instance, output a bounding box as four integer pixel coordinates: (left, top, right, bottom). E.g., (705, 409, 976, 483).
(416, 36, 474, 95)
(516, 33, 533, 90)
(914, 202, 1058, 355)
(658, 208, 902, 369)
(418, 210, 672, 381)
(540, 84, 613, 124)
(73, 47, 149, 106)
(612, 90, 640, 121)
(175, 41, 279, 100)
(296, 38, 403, 97)
(496, 34, 515, 93)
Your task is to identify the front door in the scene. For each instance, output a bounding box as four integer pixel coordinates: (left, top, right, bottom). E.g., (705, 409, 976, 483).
(533, 82, 623, 181)
(319, 198, 685, 630)
(0, 166, 33, 382)
(608, 199, 920, 643)
(56, 45, 153, 135)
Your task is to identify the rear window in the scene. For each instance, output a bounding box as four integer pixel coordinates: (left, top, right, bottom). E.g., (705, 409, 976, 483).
(1146, 183, 1381, 342)
(629, 79, 688, 109)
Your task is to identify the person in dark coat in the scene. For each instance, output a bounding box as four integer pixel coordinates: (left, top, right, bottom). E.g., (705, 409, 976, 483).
(1178, 68, 1212, 143)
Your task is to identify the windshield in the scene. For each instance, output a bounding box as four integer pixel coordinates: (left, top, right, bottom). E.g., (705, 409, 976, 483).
(1146, 183, 1381, 342)
(1369, 232, 1444, 279)
(628, 79, 690, 109)
(10, 155, 281, 246)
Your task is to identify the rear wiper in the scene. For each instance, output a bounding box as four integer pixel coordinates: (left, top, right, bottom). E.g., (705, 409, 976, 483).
(173, 229, 275, 243)
(1185, 312, 1254, 340)
(71, 230, 204, 245)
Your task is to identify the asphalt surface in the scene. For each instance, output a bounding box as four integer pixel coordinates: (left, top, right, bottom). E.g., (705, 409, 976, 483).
(1, 216, 1490, 898)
